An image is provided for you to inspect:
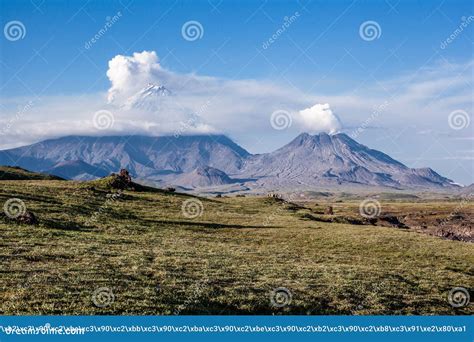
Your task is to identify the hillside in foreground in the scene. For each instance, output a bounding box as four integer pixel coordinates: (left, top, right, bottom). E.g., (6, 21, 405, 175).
(0, 166, 64, 181)
(0, 179, 472, 315)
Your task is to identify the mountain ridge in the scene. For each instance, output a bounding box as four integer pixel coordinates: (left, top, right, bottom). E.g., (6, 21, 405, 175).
(122, 83, 172, 111)
(0, 132, 458, 191)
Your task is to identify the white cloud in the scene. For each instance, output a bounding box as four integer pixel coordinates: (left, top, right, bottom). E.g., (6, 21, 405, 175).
(0, 51, 472, 183)
(0, 51, 472, 160)
(103, 50, 324, 139)
(107, 50, 163, 103)
(296, 103, 342, 134)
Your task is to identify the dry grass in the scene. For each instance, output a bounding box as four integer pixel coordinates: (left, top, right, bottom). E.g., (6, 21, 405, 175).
(0, 180, 472, 315)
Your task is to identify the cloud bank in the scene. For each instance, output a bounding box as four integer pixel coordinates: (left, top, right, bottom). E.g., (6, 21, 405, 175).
(0, 51, 472, 161)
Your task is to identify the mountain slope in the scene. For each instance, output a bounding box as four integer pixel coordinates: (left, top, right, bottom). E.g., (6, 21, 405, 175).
(240, 133, 455, 189)
(0, 135, 250, 181)
(459, 183, 474, 196)
(0, 133, 457, 190)
(44, 160, 109, 180)
(122, 83, 172, 111)
(172, 166, 235, 188)
(0, 166, 64, 180)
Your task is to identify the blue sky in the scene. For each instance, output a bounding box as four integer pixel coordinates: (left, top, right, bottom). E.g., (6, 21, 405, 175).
(1, 0, 471, 95)
(0, 0, 473, 184)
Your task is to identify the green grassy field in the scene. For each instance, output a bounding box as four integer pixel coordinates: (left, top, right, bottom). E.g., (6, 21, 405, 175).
(0, 179, 472, 315)
(0, 166, 63, 181)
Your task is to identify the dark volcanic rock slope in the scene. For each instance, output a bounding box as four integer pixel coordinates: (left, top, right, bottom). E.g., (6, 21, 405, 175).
(0, 133, 457, 190)
(0, 135, 249, 181)
(239, 133, 456, 189)
(172, 166, 234, 188)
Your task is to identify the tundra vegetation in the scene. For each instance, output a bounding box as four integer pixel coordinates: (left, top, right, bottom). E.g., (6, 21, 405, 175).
(0, 169, 472, 315)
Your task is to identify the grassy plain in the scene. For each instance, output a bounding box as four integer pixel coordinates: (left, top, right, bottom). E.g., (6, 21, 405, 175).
(0, 178, 472, 315)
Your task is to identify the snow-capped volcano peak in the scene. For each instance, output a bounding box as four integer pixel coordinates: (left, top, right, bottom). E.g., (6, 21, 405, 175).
(140, 83, 172, 97)
(122, 83, 172, 111)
